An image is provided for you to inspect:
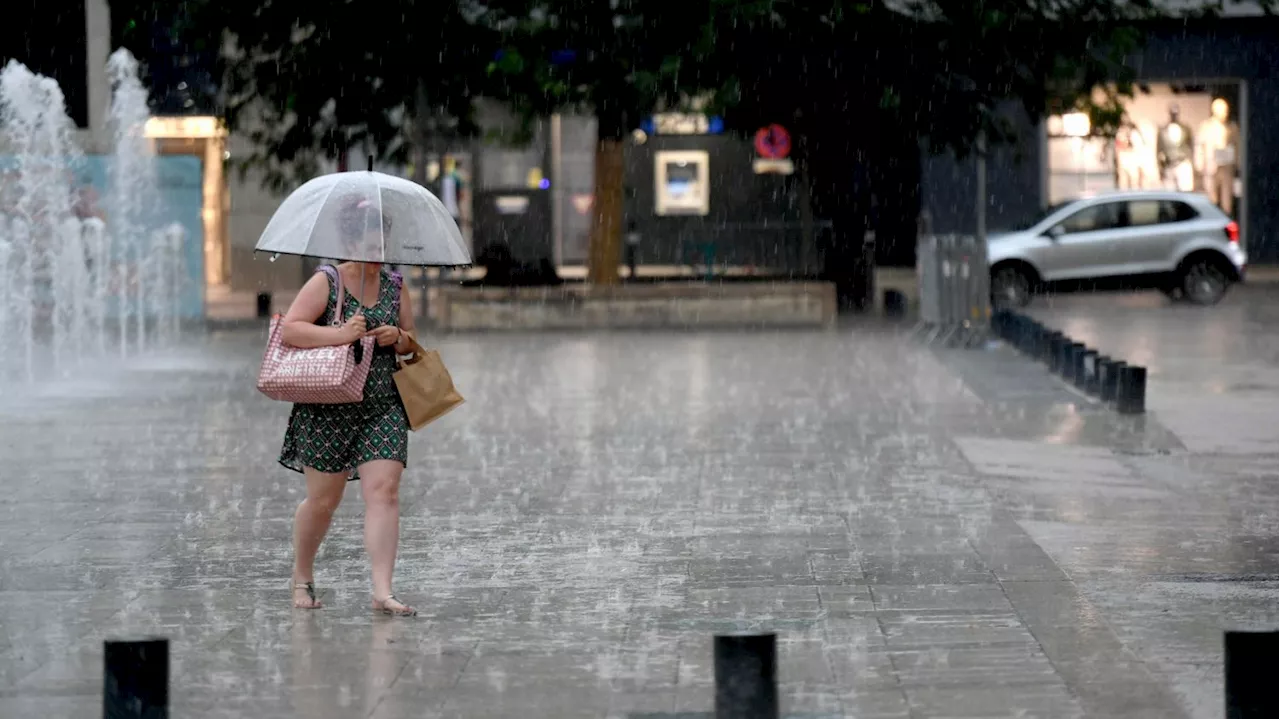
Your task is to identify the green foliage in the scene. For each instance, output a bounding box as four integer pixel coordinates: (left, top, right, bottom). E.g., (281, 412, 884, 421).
(483, 0, 713, 139)
(693, 0, 1178, 157)
(110, 0, 494, 192)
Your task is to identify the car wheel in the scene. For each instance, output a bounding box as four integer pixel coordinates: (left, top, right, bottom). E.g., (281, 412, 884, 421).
(991, 265, 1033, 309)
(1181, 259, 1229, 305)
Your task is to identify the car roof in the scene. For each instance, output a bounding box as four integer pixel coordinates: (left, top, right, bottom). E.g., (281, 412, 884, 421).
(1062, 190, 1211, 205)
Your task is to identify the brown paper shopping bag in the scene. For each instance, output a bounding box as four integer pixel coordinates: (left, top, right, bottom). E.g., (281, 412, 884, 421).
(393, 336, 465, 431)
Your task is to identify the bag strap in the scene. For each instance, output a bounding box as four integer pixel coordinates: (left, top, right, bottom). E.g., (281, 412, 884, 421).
(317, 264, 345, 327)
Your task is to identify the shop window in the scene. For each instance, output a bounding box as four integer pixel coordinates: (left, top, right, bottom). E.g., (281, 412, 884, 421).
(1046, 82, 1244, 224)
(1059, 202, 1125, 234)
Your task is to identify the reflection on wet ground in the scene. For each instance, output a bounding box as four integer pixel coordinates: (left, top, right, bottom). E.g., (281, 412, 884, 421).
(0, 288, 1274, 718)
(1017, 286, 1278, 718)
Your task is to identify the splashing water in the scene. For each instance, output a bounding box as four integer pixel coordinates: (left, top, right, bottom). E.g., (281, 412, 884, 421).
(52, 216, 90, 366)
(106, 48, 159, 355)
(0, 52, 184, 386)
(0, 60, 80, 380)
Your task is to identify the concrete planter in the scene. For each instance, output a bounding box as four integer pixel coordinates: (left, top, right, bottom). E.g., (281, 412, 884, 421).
(435, 282, 837, 331)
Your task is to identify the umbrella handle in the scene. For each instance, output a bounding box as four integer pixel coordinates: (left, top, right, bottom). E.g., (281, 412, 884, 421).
(368, 155, 373, 172)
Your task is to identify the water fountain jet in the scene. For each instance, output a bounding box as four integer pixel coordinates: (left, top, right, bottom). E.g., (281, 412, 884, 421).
(0, 60, 80, 380)
(106, 48, 157, 355)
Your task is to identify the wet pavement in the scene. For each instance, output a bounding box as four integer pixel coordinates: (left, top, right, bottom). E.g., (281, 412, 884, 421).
(0, 288, 1275, 718)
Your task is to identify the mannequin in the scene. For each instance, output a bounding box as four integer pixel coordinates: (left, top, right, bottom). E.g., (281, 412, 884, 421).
(1195, 98, 1239, 215)
(1114, 119, 1148, 189)
(1157, 103, 1195, 192)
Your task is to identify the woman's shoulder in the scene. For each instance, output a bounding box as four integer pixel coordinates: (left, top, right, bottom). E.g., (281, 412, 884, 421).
(305, 266, 338, 295)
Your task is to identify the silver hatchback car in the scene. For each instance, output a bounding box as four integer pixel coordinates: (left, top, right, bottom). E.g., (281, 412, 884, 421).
(987, 191, 1246, 308)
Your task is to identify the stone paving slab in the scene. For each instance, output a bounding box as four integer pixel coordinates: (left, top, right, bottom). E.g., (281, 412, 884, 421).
(1, 292, 1276, 718)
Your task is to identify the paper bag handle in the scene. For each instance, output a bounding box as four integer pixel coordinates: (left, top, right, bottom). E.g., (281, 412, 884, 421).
(396, 334, 428, 369)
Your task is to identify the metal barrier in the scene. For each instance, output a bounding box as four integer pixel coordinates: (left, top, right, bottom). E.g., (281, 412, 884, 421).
(915, 234, 991, 346)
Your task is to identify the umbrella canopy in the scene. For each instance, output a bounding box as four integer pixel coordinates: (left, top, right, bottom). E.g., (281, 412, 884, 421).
(255, 169, 471, 267)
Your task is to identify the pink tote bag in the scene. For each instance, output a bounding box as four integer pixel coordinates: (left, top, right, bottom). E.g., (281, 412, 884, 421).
(257, 265, 375, 404)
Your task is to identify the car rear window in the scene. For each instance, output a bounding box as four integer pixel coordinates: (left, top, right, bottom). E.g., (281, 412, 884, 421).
(1127, 200, 1199, 226)
(1169, 201, 1199, 222)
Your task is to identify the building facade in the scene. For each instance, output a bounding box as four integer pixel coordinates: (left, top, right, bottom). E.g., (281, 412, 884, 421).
(923, 15, 1278, 264)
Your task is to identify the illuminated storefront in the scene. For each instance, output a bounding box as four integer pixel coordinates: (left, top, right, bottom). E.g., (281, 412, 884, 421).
(143, 116, 229, 289)
(921, 14, 1276, 264)
(1045, 82, 1245, 221)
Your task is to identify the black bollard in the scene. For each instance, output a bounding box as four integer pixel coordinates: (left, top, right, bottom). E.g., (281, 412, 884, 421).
(1225, 629, 1278, 718)
(104, 638, 168, 719)
(1047, 335, 1065, 372)
(1014, 316, 1031, 353)
(1043, 332, 1063, 366)
(994, 310, 1010, 340)
(1085, 355, 1109, 395)
(1115, 365, 1147, 414)
(255, 291, 272, 318)
(1021, 322, 1035, 355)
(1100, 359, 1126, 402)
(1061, 343, 1084, 381)
(1076, 349, 1098, 389)
(883, 289, 907, 318)
(1030, 327, 1047, 360)
(714, 633, 778, 719)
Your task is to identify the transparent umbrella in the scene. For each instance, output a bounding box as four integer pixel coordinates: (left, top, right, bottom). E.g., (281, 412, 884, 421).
(254, 165, 471, 268)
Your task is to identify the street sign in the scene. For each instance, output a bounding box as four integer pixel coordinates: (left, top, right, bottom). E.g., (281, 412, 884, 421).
(754, 124, 791, 159)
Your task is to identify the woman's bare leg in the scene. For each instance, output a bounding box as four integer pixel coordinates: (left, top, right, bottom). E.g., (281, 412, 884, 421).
(358, 459, 413, 614)
(292, 467, 348, 608)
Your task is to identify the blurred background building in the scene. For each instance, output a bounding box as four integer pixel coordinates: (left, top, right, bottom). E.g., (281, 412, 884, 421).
(1, 0, 1274, 308)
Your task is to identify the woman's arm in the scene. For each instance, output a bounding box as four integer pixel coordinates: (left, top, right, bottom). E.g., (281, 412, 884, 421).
(280, 273, 359, 348)
(392, 280, 417, 354)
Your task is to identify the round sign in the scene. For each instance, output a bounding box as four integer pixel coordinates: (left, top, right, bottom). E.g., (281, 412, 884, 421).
(754, 124, 791, 159)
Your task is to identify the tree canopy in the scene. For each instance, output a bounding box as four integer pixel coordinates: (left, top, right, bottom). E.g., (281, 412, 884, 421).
(110, 0, 494, 191)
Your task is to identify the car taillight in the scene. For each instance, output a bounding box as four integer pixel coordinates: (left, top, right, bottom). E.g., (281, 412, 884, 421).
(1225, 221, 1239, 244)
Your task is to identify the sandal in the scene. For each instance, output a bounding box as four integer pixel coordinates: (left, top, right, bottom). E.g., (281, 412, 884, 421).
(292, 581, 322, 609)
(372, 594, 417, 617)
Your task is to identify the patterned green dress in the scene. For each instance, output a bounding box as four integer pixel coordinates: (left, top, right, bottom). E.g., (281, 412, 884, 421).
(278, 266, 409, 480)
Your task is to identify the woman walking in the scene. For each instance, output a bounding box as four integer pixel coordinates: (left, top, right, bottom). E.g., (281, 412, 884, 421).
(277, 198, 418, 616)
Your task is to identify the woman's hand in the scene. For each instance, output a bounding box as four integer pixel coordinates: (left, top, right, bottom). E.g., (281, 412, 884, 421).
(339, 314, 367, 344)
(365, 325, 402, 348)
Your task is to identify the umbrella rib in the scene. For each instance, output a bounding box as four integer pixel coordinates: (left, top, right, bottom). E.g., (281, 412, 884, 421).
(375, 172, 386, 265)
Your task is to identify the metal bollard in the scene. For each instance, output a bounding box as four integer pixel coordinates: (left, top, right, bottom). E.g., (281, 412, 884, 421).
(883, 289, 907, 318)
(993, 310, 1006, 340)
(1076, 349, 1098, 389)
(1046, 335, 1065, 372)
(1116, 365, 1147, 414)
(1042, 331, 1063, 365)
(104, 638, 168, 719)
(1061, 342, 1084, 381)
(1010, 315, 1025, 349)
(1100, 359, 1126, 402)
(255, 292, 272, 318)
(1023, 320, 1042, 355)
(1033, 324, 1050, 358)
(1225, 629, 1278, 718)
(1085, 355, 1109, 395)
(715, 633, 778, 719)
